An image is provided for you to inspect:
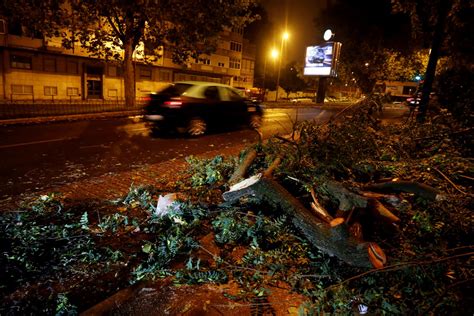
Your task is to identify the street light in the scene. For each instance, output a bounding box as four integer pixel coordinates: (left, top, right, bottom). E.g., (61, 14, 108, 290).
(275, 31, 289, 102)
(262, 48, 279, 101)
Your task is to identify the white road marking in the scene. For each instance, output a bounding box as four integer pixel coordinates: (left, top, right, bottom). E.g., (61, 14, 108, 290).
(0, 137, 75, 149)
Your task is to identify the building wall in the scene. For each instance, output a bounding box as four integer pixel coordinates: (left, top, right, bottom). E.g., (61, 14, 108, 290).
(1, 48, 83, 100)
(0, 22, 255, 101)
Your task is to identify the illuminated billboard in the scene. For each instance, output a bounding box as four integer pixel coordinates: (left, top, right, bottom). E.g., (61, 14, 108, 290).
(304, 42, 342, 76)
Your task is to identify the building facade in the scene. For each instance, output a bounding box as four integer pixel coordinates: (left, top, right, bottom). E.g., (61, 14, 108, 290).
(0, 18, 256, 102)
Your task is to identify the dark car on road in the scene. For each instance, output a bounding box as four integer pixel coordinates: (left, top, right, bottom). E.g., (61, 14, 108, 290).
(143, 81, 263, 136)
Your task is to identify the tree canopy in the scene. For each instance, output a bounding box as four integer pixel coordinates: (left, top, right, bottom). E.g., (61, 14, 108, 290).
(392, 0, 473, 121)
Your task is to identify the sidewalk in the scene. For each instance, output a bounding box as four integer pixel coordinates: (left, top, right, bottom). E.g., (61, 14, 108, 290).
(3, 143, 246, 211)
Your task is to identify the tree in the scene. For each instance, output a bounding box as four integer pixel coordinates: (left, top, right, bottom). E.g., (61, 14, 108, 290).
(378, 49, 429, 82)
(2, 0, 256, 107)
(0, 0, 66, 38)
(279, 62, 307, 98)
(392, 0, 472, 122)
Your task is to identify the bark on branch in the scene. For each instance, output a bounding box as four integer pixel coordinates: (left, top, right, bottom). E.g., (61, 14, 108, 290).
(363, 181, 441, 201)
(228, 149, 257, 186)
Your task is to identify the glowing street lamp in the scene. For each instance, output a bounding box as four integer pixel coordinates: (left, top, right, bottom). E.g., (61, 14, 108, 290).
(275, 31, 289, 102)
(270, 48, 279, 60)
(263, 48, 279, 100)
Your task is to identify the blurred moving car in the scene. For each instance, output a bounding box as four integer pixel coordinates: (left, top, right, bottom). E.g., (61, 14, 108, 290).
(143, 81, 263, 136)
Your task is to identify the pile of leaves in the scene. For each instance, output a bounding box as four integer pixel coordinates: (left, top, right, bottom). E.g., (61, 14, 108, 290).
(0, 97, 472, 315)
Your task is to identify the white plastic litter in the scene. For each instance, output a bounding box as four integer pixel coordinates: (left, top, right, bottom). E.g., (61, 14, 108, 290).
(357, 303, 369, 315)
(155, 193, 180, 217)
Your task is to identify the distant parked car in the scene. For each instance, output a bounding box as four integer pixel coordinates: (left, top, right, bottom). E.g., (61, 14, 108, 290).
(143, 81, 263, 136)
(290, 97, 313, 104)
(406, 91, 436, 106)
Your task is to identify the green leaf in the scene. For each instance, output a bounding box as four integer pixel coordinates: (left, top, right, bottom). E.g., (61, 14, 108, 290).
(142, 243, 153, 254)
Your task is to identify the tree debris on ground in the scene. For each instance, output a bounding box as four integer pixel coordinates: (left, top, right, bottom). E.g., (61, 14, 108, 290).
(1, 96, 472, 315)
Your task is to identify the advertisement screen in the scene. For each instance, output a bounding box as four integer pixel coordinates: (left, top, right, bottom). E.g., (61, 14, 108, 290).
(304, 42, 341, 76)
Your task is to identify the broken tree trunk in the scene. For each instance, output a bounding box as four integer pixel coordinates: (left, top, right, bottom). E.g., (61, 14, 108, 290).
(228, 149, 257, 186)
(223, 174, 384, 268)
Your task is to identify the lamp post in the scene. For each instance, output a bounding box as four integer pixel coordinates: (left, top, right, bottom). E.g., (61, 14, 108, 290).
(275, 31, 289, 102)
(263, 48, 279, 99)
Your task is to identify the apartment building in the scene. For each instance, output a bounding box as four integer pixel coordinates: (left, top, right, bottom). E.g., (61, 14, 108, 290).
(0, 18, 256, 102)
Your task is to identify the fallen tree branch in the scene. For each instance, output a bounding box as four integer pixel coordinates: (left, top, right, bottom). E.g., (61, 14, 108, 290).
(320, 181, 368, 211)
(223, 175, 383, 268)
(228, 149, 257, 186)
(325, 251, 474, 292)
(432, 167, 467, 195)
(368, 199, 400, 224)
(363, 181, 441, 201)
(263, 157, 282, 178)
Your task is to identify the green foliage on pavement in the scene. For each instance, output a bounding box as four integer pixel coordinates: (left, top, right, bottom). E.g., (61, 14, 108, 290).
(1, 97, 472, 314)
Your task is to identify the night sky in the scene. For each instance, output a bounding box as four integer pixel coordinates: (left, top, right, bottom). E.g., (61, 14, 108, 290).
(261, 0, 327, 63)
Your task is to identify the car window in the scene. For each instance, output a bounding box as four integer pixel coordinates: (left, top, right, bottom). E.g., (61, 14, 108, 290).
(226, 88, 243, 101)
(204, 86, 220, 101)
(159, 83, 192, 97)
(218, 87, 244, 101)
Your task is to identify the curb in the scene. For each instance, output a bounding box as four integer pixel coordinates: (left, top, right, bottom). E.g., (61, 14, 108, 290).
(0, 110, 142, 126)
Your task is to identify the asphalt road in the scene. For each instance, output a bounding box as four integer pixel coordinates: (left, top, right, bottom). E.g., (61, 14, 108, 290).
(0, 105, 407, 201)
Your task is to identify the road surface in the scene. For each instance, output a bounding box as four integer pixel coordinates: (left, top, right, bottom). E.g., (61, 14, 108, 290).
(0, 105, 407, 201)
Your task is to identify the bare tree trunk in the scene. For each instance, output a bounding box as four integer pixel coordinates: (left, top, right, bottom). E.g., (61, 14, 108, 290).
(417, 0, 450, 122)
(123, 38, 136, 108)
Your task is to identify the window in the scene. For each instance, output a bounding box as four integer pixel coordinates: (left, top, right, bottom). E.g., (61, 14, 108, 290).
(11, 84, 33, 94)
(139, 67, 152, 80)
(199, 58, 210, 65)
(229, 58, 241, 69)
(158, 70, 171, 82)
(44, 58, 56, 72)
(218, 62, 225, 67)
(233, 27, 244, 35)
(230, 42, 242, 52)
(44, 86, 58, 96)
(204, 86, 220, 100)
(225, 88, 243, 101)
(67, 87, 79, 96)
(0, 19, 5, 34)
(242, 59, 254, 71)
(11, 55, 32, 69)
(67, 61, 78, 74)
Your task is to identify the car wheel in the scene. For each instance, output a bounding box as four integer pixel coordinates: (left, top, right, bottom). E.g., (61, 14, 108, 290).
(149, 123, 167, 136)
(249, 114, 262, 129)
(187, 117, 207, 136)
